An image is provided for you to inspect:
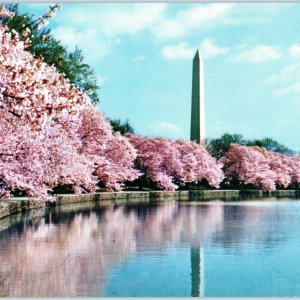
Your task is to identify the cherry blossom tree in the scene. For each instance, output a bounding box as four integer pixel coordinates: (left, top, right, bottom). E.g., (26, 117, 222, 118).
(220, 144, 277, 191)
(174, 139, 224, 188)
(0, 108, 97, 198)
(78, 109, 139, 191)
(220, 143, 300, 190)
(0, 7, 138, 198)
(126, 135, 180, 190)
(285, 157, 300, 187)
(0, 10, 92, 198)
(127, 135, 224, 191)
(266, 150, 292, 188)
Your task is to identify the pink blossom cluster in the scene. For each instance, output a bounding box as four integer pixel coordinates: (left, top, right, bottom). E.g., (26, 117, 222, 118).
(0, 12, 138, 199)
(220, 144, 300, 190)
(0, 111, 96, 198)
(78, 109, 139, 191)
(0, 12, 90, 128)
(127, 134, 224, 191)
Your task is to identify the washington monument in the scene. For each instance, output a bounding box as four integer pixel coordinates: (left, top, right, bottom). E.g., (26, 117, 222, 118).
(189, 51, 206, 296)
(190, 50, 205, 144)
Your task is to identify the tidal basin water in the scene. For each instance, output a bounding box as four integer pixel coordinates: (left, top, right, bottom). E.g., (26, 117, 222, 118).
(1, 199, 300, 297)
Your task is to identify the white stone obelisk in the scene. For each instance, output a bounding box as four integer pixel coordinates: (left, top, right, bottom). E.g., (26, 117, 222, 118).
(190, 50, 205, 144)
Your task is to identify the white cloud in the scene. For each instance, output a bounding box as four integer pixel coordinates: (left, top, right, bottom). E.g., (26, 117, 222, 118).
(53, 26, 111, 63)
(153, 3, 235, 40)
(100, 4, 167, 36)
(266, 63, 300, 84)
(162, 39, 228, 60)
(221, 4, 278, 26)
(200, 39, 229, 58)
(265, 62, 300, 98)
(51, 3, 281, 64)
(57, 4, 167, 37)
(52, 4, 167, 63)
(152, 3, 280, 41)
(264, 45, 300, 97)
(162, 42, 194, 60)
(148, 122, 184, 139)
(288, 44, 300, 58)
(56, 3, 167, 36)
(232, 45, 282, 63)
(232, 42, 300, 98)
(273, 82, 300, 98)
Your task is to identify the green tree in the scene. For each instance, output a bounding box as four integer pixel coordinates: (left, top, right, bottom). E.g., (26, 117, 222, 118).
(245, 137, 294, 156)
(108, 118, 134, 135)
(2, 4, 100, 104)
(207, 133, 245, 159)
(207, 133, 295, 159)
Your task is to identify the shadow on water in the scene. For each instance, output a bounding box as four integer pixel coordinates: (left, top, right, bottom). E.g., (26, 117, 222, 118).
(0, 197, 299, 296)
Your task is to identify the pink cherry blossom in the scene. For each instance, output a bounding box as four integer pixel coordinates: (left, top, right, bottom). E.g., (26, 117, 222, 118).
(286, 157, 300, 186)
(0, 10, 138, 198)
(0, 26, 90, 129)
(220, 144, 277, 191)
(220, 144, 300, 190)
(78, 109, 139, 191)
(0, 108, 96, 198)
(266, 150, 292, 188)
(174, 139, 224, 188)
(127, 134, 224, 191)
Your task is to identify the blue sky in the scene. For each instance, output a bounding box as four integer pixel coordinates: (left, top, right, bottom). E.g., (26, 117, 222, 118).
(21, 3, 300, 150)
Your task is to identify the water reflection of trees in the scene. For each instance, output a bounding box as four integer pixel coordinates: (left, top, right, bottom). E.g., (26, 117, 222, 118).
(212, 201, 287, 248)
(0, 199, 291, 296)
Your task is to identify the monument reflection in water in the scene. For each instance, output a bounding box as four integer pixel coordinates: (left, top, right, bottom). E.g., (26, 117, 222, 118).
(0, 199, 300, 297)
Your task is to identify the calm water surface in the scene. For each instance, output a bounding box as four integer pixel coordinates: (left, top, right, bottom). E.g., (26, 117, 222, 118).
(1, 199, 300, 297)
